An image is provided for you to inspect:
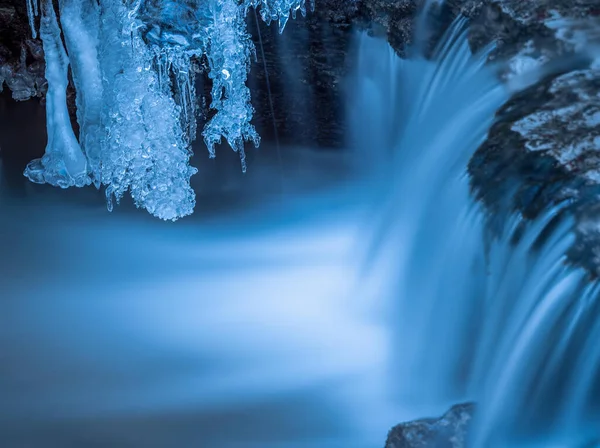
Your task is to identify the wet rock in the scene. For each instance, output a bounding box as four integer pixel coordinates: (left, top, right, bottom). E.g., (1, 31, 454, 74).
(462, 0, 600, 277)
(511, 69, 600, 184)
(355, 0, 417, 55)
(385, 403, 475, 448)
(0, 2, 46, 102)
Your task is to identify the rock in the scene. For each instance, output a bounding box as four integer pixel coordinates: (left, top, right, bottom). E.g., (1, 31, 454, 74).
(385, 403, 475, 448)
(0, 2, 46, 102)
(355, 0, 417, 55)
(462, 0, 600, 277)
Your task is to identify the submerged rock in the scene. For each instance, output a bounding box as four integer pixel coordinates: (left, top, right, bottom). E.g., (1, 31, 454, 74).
(385, 403, 475, 448)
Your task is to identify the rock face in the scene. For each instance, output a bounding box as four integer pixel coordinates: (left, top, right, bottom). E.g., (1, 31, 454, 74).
(458, 1, 600, 277)
(469, 65, 600, 276)
(385, 403, 475, 448)
(0, 2, 46, 101)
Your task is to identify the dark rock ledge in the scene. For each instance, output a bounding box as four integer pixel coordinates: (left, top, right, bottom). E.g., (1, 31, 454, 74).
(385, 404, 475, 448)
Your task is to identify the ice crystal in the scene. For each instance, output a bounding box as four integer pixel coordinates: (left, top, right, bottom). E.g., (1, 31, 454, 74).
(98, 0, 197, 221)
(24, 0, 91, 188)
(22, 0, 311, 219)
(203, 0, 260, 173)
(248, 0, 315, 33)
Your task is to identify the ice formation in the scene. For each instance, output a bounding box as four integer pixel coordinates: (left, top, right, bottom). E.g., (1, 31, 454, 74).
(24, 0, 91, 189)
(250, 0, 315, 33)
(203, 0, 260, 173)
(24, 0, 313, 220)
(59, 0, 103, 187)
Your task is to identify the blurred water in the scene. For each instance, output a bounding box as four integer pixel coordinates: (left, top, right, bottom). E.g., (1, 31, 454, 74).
(350, 15, 600, 447)
(349, 17, 504, 409)
(0, 160, 403, 448)
(1, 13, 600, 448)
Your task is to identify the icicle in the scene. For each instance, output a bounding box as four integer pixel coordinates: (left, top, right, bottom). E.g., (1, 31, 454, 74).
(26, 0, 39, 39)
(24, 0, 90, 189)
(58, 0, 103, 187)
(151, 47, 199, 146)
(249, 0, 312, 34)
(278, 11, 290, 34)
(176, 57, 198, 144)
(20, 0, 312, 219)
(203, 0, 260, 172)
(97, 0, 196, 221)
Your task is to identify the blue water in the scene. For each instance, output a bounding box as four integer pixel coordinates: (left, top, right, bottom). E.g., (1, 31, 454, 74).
(1, 15, 599, 448)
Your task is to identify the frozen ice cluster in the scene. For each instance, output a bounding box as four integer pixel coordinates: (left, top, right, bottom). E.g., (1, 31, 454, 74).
(23, 0, 313, 220)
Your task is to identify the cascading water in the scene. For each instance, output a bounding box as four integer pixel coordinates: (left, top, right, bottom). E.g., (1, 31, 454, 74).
(349, 20, 504, 411)
(350, 12, 600, 446)
(469, 209, 600, 446)
(1, 6, 599, 448)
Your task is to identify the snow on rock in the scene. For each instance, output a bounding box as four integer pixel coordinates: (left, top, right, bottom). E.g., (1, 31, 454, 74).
(477, 2, 600, 183)
(511, 68, 600, 182)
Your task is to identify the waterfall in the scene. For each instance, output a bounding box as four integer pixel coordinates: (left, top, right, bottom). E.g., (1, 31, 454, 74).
(350, 17, 505, 408)
(351, 14, 600, 446)
(1, 7, 599, 448)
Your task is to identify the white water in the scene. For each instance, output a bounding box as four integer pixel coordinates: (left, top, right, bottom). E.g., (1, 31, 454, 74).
(349, 19, 505, 409)
(349, 17, 600, 445)
(1, 14, 599, 448)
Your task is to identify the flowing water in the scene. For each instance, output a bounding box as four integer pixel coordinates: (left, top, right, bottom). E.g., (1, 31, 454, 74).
(1, 13, 599, 448)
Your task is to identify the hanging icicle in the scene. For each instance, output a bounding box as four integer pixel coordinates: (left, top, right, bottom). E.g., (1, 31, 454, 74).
(22, 0, 313, 219)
